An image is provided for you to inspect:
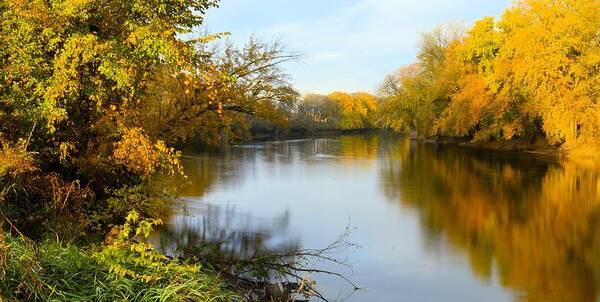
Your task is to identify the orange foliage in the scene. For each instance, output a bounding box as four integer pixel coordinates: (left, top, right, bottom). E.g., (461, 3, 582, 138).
(380, 0, 600, 156)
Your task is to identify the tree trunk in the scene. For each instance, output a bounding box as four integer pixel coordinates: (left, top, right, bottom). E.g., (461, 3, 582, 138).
(409, 127, 417, 140)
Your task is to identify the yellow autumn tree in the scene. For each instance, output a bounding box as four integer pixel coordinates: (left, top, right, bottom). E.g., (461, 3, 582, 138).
(328, 91, 377, 130)
(380, 0, 600, 156)
(498, 0, 600, 153)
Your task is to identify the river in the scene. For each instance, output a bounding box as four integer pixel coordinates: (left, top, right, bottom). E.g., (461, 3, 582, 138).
(154, 133, 600, 302)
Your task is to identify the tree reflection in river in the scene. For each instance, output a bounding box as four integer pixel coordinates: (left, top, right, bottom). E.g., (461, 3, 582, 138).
(152, 201, 301, 260)
(162, 134, 600, 301)
(178, 135, 383, 198)
(162, 136, 381, 260)
(379, 140, 600, 302)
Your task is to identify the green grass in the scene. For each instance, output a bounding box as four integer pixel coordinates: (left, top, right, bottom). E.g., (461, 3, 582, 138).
(0, 233, 239, 302)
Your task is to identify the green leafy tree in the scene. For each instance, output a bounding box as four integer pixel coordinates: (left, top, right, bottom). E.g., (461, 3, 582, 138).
(0, 0, 218, 236)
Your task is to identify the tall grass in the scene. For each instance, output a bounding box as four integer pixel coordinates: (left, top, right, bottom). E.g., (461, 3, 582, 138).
(0, 232, 239, 301)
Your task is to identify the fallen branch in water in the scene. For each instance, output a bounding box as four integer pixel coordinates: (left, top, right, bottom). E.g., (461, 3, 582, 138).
(162, 222, 360, 301)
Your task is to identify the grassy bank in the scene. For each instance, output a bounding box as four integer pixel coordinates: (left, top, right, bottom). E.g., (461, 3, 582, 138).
(0, 213, 239, 302)
(0, 209, 326, 302)
(0, 235, 237, 302)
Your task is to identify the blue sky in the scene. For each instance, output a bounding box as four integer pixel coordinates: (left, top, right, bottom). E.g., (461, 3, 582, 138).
(200, 0, 511, 94)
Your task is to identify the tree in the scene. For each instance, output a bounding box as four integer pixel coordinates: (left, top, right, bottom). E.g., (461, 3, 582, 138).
(328, 92, 377, 130)
(292, 94, 340, 130)
(498, 0, 600, 149)
(434, 18, 513, 141)
(378, 25, 465, 140)
(138, 38, 299, 144)
(379, 0, 600, 155)
(0, 0, 298, 237)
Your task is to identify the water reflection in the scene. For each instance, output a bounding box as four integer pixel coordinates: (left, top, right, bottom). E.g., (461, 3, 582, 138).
(177, 135, 383, 198)
(153, 201, 300, 260)
(379, 141, 600, 302)
(163, 134, 600, 301)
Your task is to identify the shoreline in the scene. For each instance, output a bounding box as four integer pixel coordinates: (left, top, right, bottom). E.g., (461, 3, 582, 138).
(437, 137, 561, 158)
(249, 130, 563, 157)
(248, 128, 384, 143)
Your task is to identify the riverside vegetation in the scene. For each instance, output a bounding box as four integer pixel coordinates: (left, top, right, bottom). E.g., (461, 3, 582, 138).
(0, 0, 326, 300)
(284, 0, 600, 158)
(377, 0, 600, 157)
(0, 0, 599, 301)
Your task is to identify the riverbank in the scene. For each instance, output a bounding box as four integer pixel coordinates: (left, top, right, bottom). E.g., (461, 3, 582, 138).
(456, 137, 560, 157)
(249, 128, 384, 143)
(0, 223, 312, 301)
(0, 232, 238, 301)
(438, 136, 600, 160)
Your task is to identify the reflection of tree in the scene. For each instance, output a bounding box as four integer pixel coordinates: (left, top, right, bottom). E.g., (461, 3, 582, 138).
(176, 147, 258, 197)
(153, 202, 300, 261)
(255, 134, 382, 167)
(151, 200, 358, 301)
(179, 135, 386, 199)
(379, 140, 600, 302)
(169, 134, 384, 257)
(337, 135, 380, 161)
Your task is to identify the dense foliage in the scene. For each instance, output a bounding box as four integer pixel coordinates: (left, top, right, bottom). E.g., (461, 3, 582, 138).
(0, 0, 299, 299)
(0, 0, 298, 238)
(378, 0, 600, 156)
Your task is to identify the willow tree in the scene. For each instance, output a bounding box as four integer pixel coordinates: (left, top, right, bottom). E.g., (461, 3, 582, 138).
(378, 26, 463, 139)
(378, 64, 431, 137)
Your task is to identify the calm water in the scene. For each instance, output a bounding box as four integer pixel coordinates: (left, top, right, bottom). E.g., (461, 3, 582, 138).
(155, 134, 600, 302)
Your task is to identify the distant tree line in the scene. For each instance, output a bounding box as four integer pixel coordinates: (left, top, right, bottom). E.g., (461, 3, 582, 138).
(273, 91, 378, 132)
